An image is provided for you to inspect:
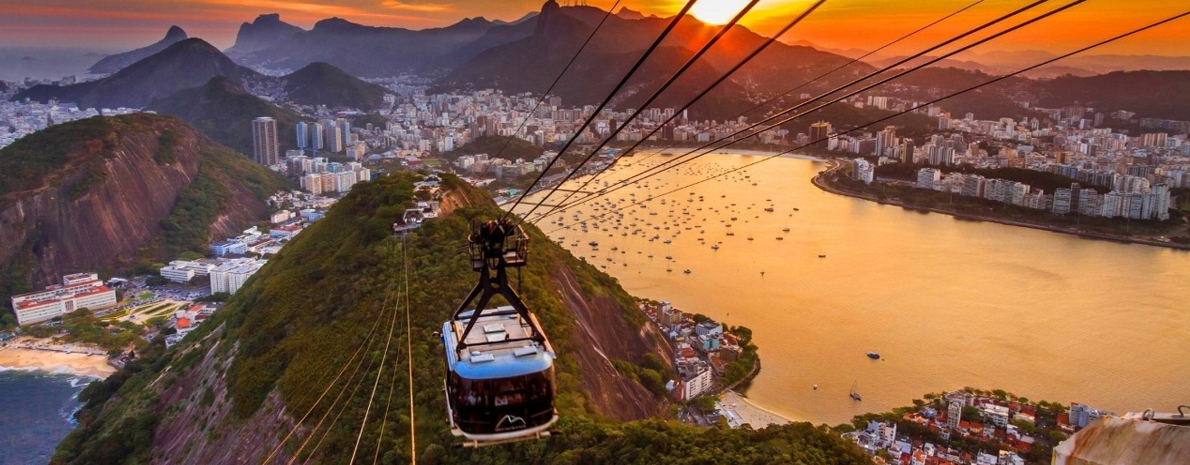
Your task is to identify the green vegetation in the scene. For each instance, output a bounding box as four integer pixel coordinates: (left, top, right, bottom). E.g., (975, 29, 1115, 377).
(690, 394, 719, 412)
(722, 326, 760, 387)
(155, 129, 179, 164)
(282, 62, 389, 110)
(153, 145, 287, 258)
(158, 167, 229, 257)
(54, 338, 171, 464)
(21, 309, 148, 353)
(0, 116, 118, 197)
(444, 135, 543, 161)
(52, 174, 872, 465)
(149, 76, 300, 156)
(612, 353, 670, 397)
(68, 165, 107, 201)
(195, 292, 230, 303)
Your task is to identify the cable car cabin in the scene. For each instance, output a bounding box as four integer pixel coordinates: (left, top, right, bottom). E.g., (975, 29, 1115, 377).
(442, 306, 557, 444)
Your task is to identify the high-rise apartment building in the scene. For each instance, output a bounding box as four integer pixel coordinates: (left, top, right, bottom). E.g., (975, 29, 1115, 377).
(252, 117, 280, 165)
(809, 121, 832, 147)
(310, 122, 324, 150)
(296, 122, 309, 149)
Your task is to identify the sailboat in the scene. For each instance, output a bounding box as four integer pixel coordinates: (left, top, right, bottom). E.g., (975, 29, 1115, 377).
(849, 381, 862, 401)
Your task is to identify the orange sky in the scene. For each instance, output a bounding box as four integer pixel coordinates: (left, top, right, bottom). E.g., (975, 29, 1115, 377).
(0, 0, 1187, 57)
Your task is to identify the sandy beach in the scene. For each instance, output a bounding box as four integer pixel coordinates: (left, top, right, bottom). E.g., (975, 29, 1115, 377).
(717, 390, 794, 429)
(0, 338, 115, 378)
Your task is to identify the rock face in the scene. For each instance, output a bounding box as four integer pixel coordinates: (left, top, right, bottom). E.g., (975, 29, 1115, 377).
(1053, 415, 1190, 465)
(0, 114, 285, 303)
(15, 39, 260, 110)
(225, 14, 304, 56)
(88, 26, 189, 74)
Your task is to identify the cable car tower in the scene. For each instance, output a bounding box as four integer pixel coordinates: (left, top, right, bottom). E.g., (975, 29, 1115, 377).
(439, 219, 557, 447)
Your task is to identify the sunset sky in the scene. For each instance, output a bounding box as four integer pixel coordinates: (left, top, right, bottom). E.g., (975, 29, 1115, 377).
(1, 0, 1187, 57)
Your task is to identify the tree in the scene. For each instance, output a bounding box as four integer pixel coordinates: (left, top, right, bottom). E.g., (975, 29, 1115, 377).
(691, 395, 719, 411)
(962, 406, 982, 422)
(1013, 419, 1037, 434)
(177, 251, 204, 261)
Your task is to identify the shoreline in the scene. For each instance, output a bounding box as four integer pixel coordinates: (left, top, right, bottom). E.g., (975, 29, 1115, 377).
(0, 339, 116, 379)
(812, 161, 1190, 252)
(718, 390, 797, 428)
(632, 147, 829, 163)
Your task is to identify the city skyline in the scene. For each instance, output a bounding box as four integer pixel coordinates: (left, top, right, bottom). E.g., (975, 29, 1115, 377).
(2, 0, 1189, 57)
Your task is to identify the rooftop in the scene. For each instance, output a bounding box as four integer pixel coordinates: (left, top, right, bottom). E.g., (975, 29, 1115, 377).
(442, 306, 554, 380)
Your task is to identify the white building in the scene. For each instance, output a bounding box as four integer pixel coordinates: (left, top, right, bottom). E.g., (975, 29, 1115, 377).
(158, 260, 217, 283)
(852, 158, 875, 184)
(10, 273, 117, 325)
(681, 365, 713, 400)
(982, 404, 1011, 428)
(209, 258, 267, 295)
(1069, 403, 1113, 429)
(917, 168, 942, 190)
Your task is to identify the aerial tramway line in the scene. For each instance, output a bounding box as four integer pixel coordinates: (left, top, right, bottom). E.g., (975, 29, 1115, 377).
(251, 0, 1189, 460)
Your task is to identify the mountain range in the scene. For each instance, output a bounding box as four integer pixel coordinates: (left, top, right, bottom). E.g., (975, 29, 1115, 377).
(16, 38, 260, 109)
(15, 38, 390, 117)
(87, 25, 189, 75)
(15, 2, 1190, 125)
(227, 13, 537, 76)
(148, 76, 301, 156)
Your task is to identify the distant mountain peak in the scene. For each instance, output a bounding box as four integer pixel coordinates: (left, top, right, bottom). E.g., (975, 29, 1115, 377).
(87, 25, 190, 74)
(617, 7, 645, 20)
(227, 13, 304, 55)
(164, 25, 187, 40)
(22, 37, 258, 109)
(313, 17, 359, 31)
(252, 13, 284, 24)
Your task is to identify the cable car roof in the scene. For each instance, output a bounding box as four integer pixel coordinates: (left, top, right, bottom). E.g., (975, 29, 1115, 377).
(443, 307, 555, 380)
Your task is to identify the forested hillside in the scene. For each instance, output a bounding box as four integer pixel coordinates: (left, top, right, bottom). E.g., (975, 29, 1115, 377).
(0, 114, 287, 327)
(53, 174, 872, 465)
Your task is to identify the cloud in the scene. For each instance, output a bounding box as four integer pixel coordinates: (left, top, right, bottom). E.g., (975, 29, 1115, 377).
(379, 0, 453, 13)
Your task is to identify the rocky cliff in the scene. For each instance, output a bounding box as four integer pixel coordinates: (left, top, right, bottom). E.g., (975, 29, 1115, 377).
(0, 114, 287, 307)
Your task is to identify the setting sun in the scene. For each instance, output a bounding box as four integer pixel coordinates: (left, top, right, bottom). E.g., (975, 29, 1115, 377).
(689, 0, 752, 24)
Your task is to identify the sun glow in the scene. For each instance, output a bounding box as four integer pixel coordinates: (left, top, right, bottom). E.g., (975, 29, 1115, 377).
(689, 0, 752, 25)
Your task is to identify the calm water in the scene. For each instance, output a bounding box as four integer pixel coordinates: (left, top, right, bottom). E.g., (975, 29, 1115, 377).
(517, 153, 1190, 425)
(0, 370, 91, 464)
(0, 47, 112, 82)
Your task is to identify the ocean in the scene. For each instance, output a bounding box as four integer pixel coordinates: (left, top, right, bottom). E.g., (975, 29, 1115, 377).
(0, 370, 93, 465)
(519, 153, 1190, 424)
(0, 47, 116, 83)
